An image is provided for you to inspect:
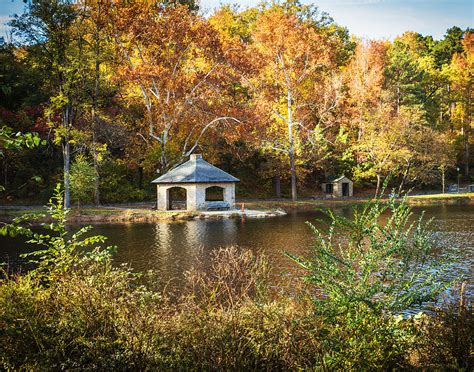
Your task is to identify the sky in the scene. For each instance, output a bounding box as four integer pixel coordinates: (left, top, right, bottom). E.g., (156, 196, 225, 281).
(0, 0, 472, 40)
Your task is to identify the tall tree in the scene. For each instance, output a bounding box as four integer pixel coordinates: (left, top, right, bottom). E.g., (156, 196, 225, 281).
(110, 2, 241, 173)
(247, 2, 343, 201)
(343, 40, 388, 142)
(445, 32, 473, 177)
(10, 0, 78, 207)
(75, 0, 115, 205)
(432, 26, 466, 67)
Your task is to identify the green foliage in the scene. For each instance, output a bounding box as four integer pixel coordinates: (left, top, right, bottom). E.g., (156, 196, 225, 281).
(70, 154, 96, 207)
(0, 43, 47, 109)
(288, 193, 456, 315)
(0, 125, 45, 157)
(283, 193, 461, 368)
(0, 125, 46, 192)
(10, 0, 77, 56)
(99, 158, 149, 203)
(318, 304, 415, 370)
(0, 184, 115, 278)
(431, 26, 467, 67)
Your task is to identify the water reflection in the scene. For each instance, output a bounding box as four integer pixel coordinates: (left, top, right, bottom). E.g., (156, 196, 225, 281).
(1, 204, 472, 300)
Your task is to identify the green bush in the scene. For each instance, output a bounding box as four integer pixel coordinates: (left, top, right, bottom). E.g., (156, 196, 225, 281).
(288, 194, 454, 315)
(286, 191, 459, 368)
(70, 154, 96, 207)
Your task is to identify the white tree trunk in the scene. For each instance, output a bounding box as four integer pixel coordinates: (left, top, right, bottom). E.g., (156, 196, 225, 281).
(287, 89, 297, 202)
(63, 140, 71, 209)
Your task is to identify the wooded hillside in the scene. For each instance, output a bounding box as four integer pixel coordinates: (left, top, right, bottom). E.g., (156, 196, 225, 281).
(1, 0, 472, 204)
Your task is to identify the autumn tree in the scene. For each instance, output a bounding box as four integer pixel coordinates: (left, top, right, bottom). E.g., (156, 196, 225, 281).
(72, 0, 120, 205)
(444, 32, 473, 177)
(348, 31, 464, 193)
(343, 40, 387, 142)
(246, 2, 345, 201)
(110, 2, 241, 173)
(2, 0, 470, 201)
(393, 107, 456, 192)
(10, 0, 79, 208)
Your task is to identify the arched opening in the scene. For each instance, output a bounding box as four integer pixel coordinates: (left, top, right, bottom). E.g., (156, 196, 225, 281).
(205, 186, 224, 201)
(167, 187, 187, 210)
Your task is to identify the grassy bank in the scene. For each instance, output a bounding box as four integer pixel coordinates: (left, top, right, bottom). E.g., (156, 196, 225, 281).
(242, 192, 474, 211)
(407, 192, 473, 204)
(241, 198, 368, 211)
(0, 207, 199, 223)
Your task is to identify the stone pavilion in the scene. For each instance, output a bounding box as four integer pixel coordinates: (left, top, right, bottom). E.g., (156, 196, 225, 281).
(152, 154, 239, 211)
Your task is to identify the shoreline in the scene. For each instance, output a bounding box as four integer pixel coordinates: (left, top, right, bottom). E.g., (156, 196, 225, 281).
(242, 193, 474, 210)
(0, 193, 472, 223)
(0, 206, 287, 224)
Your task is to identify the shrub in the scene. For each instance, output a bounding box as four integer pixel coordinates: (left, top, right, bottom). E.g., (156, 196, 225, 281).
(0, 246, 322, 370)
(287, 192, 458, 368)
(412, 283, 473, 370)
(0, 184, 115, 279)
(70, 154, 96, 207)
(288, 194, 455, 315)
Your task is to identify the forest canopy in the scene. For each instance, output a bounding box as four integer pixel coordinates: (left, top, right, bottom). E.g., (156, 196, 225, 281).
(0, 0, 472, 204)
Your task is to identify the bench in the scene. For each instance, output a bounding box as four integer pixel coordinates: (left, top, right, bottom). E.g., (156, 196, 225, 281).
(206, 201, 230, 211)
(170, 201, 187, 210)
(448, 184, 458, 193)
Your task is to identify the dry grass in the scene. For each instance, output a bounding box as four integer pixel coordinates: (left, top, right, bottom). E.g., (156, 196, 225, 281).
(0, 247, 471, 370)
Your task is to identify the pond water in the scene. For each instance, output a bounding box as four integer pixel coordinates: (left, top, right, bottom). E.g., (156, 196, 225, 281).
(1, 203, 473, 305)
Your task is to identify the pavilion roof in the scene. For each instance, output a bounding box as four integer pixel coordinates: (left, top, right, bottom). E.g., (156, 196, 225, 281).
(151, 154, 239, 184)
(326, 175, 351, 183)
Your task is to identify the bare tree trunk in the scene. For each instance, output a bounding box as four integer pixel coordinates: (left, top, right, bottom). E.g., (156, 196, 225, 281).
(375, 174, 381, 197)
(290, 153, 297, 202)
(287, 89, 297, 202)
(92, 74, 100, 205)
(138, 165, 143, 189)
(92, 131, 100, 205)
(398, 163, 410, 195)
(442, 167, 445, 193)
(161, 142, 168, 173)
(63, 105, 71, 209)
(396, 84, 400, 115)
(92, 5, 101, 206)
(2, 157, 7, 189)
(464, 121, 470, 177)
(397, 179, 404, 196)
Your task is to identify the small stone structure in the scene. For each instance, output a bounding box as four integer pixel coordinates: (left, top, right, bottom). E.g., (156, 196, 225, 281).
(152, 154, 239, 211)
(321, 175, 353, 198)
